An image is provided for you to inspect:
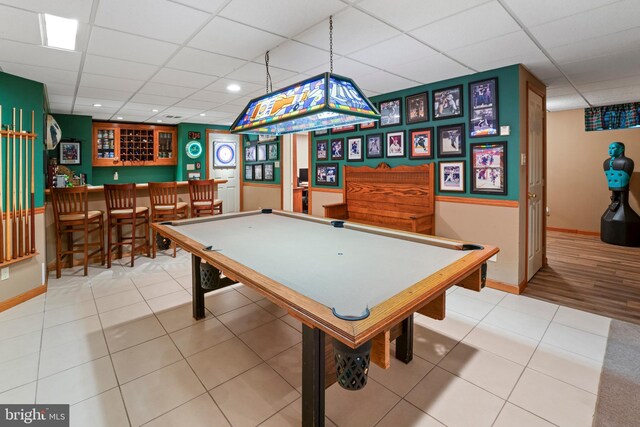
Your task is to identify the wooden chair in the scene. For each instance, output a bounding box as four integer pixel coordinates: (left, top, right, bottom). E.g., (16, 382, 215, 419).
(51, 186, 105, 278)
(148, 181, 188, 258)
(188, 179, 223, 218)
(103, 183, 150, 268)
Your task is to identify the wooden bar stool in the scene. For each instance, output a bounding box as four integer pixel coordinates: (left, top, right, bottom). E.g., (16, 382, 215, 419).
(51, 186, 105, 278)
(104, 183, 150, 268)
(188, 179, 223, 218)
(149, 181, 188, 258)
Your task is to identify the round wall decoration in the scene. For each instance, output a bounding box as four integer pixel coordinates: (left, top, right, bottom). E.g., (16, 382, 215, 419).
(214, 142, 237, 167)
(185, 140, 202, 159)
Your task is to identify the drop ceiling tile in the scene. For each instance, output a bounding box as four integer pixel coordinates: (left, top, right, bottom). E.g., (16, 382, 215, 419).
(583, 85, 640, 106)
(45, 83, 77, 96)
(410, 1, 521, 51)
(167, 47, 245, 77)
(49, 103, 73, 114)
(546, 93, 589, 111)
(501, 0, 619, 27)
(189, 17, 286, 61)
(356, 70, 417, 94)
(88, 27, 178, 66)
(2, 0, 94, 22)
(448, 31, 543, 70)
(267, 41, 329, 73)
(350, 34, 438, 70)
(48, 95, 75, 105)
(225, 62, 296, 85)
(189, 89, 241, 104)
(530, 0, 640, 49)
(73, 106, 119, 115)
(205, 78, 262, 94)
(548, 26, 640, 65)
(151, 68, 218, 89)
(209, 103, 243, 115)
(76, 86, 133, 102)
(0, 62, 78, 86)
(294, 8, 400, 55)
(224, 91, 263, 107)
(79, 73, 145, 92)
(95, 0, 211, 44)
(356, 0, 487, 31)
(577, 75, 640, 93)
(129, 93, 181, 106)
(75, 98, 125, 109)
(201, 110, 237, 119)
(219, 0, 346, 37)
(83, 55, 158, 81)
(561, 48, 640, 85)
(139, 82, 196, 98)
(113, 114, 154, 122)
(268, 75, 314, 90)
(161, 106, 204, 117)
(546, 84, 579, 98)
(385, 54, 471, 85)
(0, 5, 41, 45)
(521, 59, 564, 82)
(89, 113, 113, 120)
(0, 39, 82, 71)
(174, 98, 220, 110)
(170, 0, 228, 13)
(120, 102, 168, 113)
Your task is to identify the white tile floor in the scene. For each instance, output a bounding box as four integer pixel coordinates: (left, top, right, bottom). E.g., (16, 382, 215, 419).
(0, 251, 611, 426)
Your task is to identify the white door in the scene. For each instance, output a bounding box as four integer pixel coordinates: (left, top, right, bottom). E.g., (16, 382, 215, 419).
(527, 89, 544, 281)
(208, 132, 240, 213)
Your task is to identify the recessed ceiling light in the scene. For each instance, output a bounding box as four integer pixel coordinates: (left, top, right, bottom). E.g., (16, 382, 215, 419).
(227, 84, 241, 92)
(93, 103, 102, 107)
(151, 109, 159, 112)
(40, 13, 78, 51)
(199, 113, 206, 116)
(116, 116, 123, 120)
(156, 119, 162, 123)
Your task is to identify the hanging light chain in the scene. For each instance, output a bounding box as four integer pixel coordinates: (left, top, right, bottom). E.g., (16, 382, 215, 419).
(329, 16, 333, 74)
(265, 51, 273, 94)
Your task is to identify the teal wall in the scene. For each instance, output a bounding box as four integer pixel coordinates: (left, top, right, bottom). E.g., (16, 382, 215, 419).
(51, 113, 93, 183)
(92, 165, 176, 185)
(311, 64, 521, 200)
(177, 122, 229, 181)
(242, 135, 282, 185)
(0, 72, 46, 208)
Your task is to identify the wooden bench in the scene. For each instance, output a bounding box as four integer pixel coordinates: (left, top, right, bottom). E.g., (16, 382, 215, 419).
(323, 162, 435, 235)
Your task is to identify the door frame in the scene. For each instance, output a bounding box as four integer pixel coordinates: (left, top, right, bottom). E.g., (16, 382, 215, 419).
(524, 83, 547, 283)
(205, 128, 240, 212)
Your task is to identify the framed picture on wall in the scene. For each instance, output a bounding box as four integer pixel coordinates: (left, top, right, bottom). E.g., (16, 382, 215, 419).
(264, 163, 274, 181)
(359, 120, 376, 130)
(315, 128, 329, 136)
(437, 124, 465, 158)
(409, 128, 434, 159)
(366, 133, 383, 159)
(257, 144, 267, 161)
(245, 145, 256, 162)
(59, 141, 81, 165)
(267, 143, 279, 160)
(331, 125, 356, 134)
(470, 141, 507, 195)
(379, 98, 402, 127)
(347, 137, 364, 162)
(316, 163, 339, 186)
(330, 138, 344, 160)
(433, 85, 463, 120)
(245, 164, 253, 180)
(316, 140, 328, 160)
(386, 131, 405, 158)
(253, 163, 264, 181)
(439, 161, 465, 193)
(469, 78, 499, 137)
(406, 92, 429, 124)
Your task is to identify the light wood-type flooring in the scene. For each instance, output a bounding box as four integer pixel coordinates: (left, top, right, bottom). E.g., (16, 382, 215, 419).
(525, 231, 640, 324)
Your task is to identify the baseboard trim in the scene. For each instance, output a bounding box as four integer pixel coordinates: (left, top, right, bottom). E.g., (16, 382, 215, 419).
(0, 284, 47, 313)
(486, 278, 527, 295)
(546, 227, 599, 236)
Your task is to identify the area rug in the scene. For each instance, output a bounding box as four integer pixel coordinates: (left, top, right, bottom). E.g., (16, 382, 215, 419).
(593, 319, 640, 426)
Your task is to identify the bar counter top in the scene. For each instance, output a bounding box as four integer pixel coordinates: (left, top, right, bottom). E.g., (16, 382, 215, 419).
(44, 179, 228, 195)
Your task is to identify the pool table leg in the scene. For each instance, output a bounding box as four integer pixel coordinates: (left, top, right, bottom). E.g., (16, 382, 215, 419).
(191, 254, 206, 320)
(395, 314, 414, 363)
(302, 324, 325, 427)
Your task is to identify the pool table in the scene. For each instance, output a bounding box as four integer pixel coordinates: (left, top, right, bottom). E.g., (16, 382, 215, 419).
(152, 209, 498, 426)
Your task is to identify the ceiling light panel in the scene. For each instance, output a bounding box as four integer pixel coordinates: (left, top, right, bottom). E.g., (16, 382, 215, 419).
(42, 13, 78, 50)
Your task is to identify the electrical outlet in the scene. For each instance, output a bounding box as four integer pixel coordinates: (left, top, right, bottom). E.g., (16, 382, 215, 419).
(1, 267, 9, 280)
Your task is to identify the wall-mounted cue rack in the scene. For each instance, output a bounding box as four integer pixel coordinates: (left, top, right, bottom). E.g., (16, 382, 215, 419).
(0, 106, 37, 266)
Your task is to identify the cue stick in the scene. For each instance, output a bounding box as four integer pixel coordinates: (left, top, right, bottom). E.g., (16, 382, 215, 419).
(30, 111, 35, 254)
(11, 109, 16, 260)
(18, 110, 23, 258)
(0, 105, 3, 263)
(5, 112, 10, 260)
(24, 117, 29, 256)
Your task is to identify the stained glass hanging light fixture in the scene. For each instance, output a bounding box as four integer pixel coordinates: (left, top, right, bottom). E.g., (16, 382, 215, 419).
(230, 16, 380, 136)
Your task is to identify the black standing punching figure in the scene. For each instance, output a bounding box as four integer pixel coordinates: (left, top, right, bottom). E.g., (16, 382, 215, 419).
(601, 142, 640, 246)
